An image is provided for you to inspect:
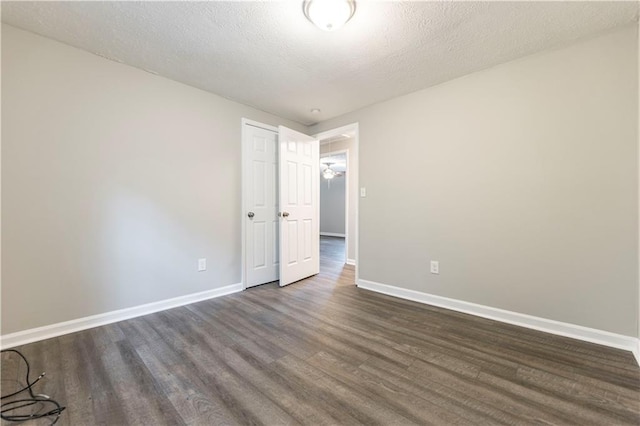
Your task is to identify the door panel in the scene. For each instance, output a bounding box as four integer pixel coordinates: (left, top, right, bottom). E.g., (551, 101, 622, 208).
(303, 219, 313, 260)
(287, 220, 298, 265)
(287, 162, 298, 204)
(278, 126, 319, 286)
(253, 221, 266, 267)
(244, 124, 278, 287)
(303, 164, 312, 205)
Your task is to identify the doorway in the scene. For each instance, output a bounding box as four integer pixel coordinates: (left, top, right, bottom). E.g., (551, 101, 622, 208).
(242, 120, 359, 288)
(241, 119, 320, 289)
(320, 151, 347, 264)
(316, 125, 358, 275)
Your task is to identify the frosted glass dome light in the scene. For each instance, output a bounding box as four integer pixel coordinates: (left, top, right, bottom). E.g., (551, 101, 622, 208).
(303, 0, 356, 32)
(322, 165, 336, 180)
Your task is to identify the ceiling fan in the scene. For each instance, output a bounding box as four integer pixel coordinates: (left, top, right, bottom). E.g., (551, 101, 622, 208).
(322, 162, 344, 180)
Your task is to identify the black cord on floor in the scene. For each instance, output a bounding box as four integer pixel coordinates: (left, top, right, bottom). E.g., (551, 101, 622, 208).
(1, 349, 66, 425)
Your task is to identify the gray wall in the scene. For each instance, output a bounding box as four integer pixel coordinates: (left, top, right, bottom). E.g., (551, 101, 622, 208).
(312, 25, 639, 337)
(320, 169, 346, 235)
(1, 25, 305, 334)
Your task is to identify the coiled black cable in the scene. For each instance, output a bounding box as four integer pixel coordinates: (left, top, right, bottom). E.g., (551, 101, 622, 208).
(1, 349, 66, 425)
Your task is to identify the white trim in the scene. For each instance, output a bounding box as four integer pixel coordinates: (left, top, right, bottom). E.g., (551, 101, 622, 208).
(241, 119, 247, 290)
(320, 232, 345, 238)
(321, 149, 349, 159)
(346, 258, 356, 266)
(315, 124, 357, 144)
(358, 279, 639, 360)
(635, 341, 640, 366)
(241, 118, 277, 133)
(1, 283, 243, 349)
(345, 147, 350, 267)
(637, 21, 640, 374)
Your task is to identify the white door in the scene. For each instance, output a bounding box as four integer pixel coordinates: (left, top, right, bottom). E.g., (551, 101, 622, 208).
(278, 126, 320, 286)
(243, 124, 279, 288)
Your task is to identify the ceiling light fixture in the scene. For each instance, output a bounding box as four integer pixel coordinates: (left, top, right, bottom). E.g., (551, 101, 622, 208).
(303, 0, 356, 32)
(322, 163, 337, 180)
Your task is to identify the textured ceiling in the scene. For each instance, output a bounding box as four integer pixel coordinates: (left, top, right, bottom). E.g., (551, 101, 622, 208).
(2, 1, 638, 125)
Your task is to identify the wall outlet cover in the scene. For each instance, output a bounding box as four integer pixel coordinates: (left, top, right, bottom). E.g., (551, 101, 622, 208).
(430, 260, 439, 274)
(198, 258, 207, 272)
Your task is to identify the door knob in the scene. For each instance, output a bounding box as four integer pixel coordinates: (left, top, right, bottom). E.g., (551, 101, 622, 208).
(247, 212, 255, 218)
(282, 212, 290, 217)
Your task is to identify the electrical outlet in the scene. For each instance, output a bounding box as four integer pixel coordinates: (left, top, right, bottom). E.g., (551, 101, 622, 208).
(430, 260, 439, 274)
(360, 187, 367, 197)
(198, 258, 207, 272)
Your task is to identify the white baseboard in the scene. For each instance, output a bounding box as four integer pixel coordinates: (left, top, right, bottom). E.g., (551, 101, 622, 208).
(346, 258, 356, 266)
(320, 232, 345, 238)
(358, 279, 639, 363)
(1, 283, 243, 349)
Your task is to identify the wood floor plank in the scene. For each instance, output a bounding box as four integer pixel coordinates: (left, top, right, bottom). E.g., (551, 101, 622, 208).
(2, 236, 639, 425)
(98, 339, 186, 426)
(133, 343, 238, 425)
(306, 350, 479, 425)
(358, 354, 518, 425)
(223, 343, 338, 425)
(515, 366, 640, 420)
(272, 354, 416, 425)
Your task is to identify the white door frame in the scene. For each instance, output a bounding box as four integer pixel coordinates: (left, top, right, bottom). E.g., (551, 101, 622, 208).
(242, 120, 359, 287)
(313, 123, 359, 284)
(241, 118, 278, 290)
(320, 148, 349, 264)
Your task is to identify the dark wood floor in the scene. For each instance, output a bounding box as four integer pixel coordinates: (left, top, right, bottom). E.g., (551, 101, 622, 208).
(320, 235, 347, 264)
(2, 236, 639, 425)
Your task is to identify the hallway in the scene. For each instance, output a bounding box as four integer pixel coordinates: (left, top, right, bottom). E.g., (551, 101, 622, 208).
(320, 235, 346, 261)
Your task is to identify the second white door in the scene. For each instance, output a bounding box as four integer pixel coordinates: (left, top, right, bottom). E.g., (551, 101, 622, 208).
(278, 126, 320, 286)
